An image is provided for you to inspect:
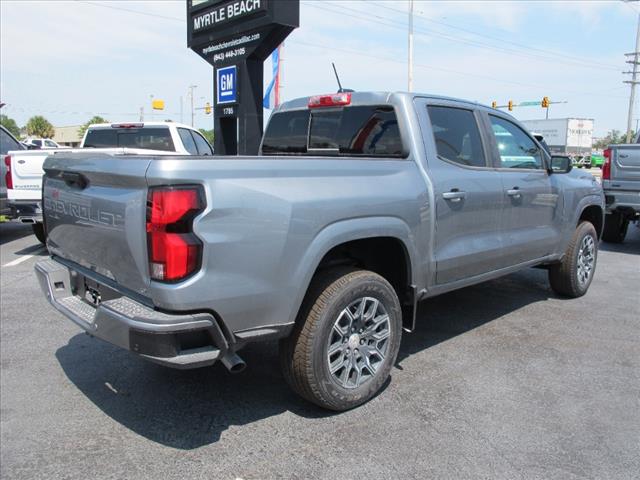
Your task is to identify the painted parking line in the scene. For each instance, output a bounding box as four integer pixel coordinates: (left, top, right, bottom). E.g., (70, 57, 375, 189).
(2, 246, 46, 268)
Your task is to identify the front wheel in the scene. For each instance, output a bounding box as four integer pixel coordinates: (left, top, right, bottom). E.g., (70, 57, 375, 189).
(548, 221, 598, 298)
(280, 268, 402, 411)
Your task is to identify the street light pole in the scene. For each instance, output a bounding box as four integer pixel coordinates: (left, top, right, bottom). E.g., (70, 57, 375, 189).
(408, 0, 414, 92)
(624, 11, 640, 143)
(188, 85, 197, 127)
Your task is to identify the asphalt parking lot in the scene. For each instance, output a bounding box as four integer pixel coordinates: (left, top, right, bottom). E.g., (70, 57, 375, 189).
(1, 220, 638, 480)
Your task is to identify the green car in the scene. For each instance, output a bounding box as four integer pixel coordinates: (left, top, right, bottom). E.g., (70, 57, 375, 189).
(590, 154, 604, 168)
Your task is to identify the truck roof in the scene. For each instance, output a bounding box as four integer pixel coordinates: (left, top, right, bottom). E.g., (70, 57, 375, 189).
(275, 91, 495, 113)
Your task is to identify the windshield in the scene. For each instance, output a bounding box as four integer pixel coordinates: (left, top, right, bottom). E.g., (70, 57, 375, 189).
(84, 127, 175, 151)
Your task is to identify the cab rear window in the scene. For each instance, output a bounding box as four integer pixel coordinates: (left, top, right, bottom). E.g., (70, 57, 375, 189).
(84, 127, 175, 151)
(262, 106, 404, 157)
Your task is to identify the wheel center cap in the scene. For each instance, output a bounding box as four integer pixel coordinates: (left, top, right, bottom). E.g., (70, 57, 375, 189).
(348, 333, 360, 349)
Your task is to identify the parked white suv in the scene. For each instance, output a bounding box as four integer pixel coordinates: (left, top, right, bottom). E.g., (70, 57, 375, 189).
(5, 122, 213, 242)
(82, 122, 213, 155)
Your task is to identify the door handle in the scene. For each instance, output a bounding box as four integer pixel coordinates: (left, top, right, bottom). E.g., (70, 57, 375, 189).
(61, 171, 88, 189)
(619, 154, 628, 158)
(442, 190, 467, 202)
(506, 187, 521, 198)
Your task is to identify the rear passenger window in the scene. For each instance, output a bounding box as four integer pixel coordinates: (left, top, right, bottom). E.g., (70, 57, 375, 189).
(427, 106, 486, 168)
(178, 128, 198, 155)
(192, 131, 214, 155)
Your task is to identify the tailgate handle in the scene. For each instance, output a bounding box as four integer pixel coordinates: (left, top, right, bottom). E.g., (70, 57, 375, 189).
(619, 154, 628, 158)
(61, 172, 88, 189)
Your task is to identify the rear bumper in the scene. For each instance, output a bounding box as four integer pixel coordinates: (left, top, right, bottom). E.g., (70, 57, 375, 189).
(604, 190, 640, 215)
(35, 258, 230, 369)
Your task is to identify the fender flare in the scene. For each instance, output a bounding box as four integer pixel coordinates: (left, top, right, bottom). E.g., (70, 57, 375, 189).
(286, 216, 419, 326)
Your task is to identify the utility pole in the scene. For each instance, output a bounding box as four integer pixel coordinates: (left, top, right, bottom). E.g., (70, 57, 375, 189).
(624, 11, 640, 143)
(408, 0, 414, 92)
(188, 84, 197, 127)
(180, 96, 184, 124)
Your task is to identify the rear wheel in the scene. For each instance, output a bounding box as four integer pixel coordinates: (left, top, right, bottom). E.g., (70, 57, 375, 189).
(32, 222, 46, 244)
(549, 221, 598, 298)
(280, 268, 402, 411)
(602, 212, 628, 243)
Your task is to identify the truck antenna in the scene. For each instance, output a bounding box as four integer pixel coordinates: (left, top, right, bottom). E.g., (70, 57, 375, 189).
(332, 62, 344, 93)
(332, 63, 354, 93)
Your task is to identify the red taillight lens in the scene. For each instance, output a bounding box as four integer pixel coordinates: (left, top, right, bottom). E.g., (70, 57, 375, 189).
(602, 148, 611, 180)
(146, 186, 204, 282)
(308, 92, 352, 108)
(4, 155, 13, 190)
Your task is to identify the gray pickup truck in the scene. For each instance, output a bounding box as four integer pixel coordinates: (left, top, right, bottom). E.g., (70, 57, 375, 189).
(601, 143, 640, 243)
(35, 92, 604, 410)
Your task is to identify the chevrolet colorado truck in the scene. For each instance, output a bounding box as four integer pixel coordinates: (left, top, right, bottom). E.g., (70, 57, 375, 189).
(35, 92, 604, 410)
(601, 143, 640, 243)
(5, 122, 213, 242)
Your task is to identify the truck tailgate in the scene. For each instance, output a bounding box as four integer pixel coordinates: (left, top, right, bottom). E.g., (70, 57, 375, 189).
(43, 153, 152, 295)
(609, 145, 640, 190)
(7, 150, 53, 200)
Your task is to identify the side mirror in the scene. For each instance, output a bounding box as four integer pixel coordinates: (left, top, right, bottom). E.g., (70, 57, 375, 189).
(550, 156, 572, 174)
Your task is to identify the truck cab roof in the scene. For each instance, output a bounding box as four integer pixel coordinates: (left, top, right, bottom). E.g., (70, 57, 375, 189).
(275, 91, 496, 114)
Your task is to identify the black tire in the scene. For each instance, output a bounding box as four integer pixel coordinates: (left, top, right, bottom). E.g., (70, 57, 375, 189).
(549, 221, 598, 298)
(280, 268, 402, 411)
(32, 222, 46, 244)
(602, 212, 628, 244)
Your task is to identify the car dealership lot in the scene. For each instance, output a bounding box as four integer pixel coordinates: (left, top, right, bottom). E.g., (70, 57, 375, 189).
(1, 222, 638, 480)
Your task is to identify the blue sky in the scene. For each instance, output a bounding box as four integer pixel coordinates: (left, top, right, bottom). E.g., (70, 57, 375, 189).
(0, 0, 637, 137)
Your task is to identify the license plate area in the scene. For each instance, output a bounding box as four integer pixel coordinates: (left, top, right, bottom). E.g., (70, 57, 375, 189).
(78, 275, 121, 307)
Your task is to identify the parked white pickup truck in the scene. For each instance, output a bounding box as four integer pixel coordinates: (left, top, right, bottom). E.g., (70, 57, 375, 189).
(5, 122, 213, 242)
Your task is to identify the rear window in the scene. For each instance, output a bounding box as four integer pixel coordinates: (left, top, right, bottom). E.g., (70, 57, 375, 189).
(262, 105, 404, 157)
(84, 127, 175, 151)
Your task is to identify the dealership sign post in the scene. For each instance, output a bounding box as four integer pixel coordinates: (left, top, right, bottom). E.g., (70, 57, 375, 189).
(187, 0, 299, 155)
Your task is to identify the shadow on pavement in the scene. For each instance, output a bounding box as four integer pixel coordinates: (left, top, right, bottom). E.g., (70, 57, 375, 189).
(56, 334, 334, 449)
(0, 223, 34, 245)
(55, 267, 560, 449)
(398, 267, 555, 363)
(598, 223, 640, 255)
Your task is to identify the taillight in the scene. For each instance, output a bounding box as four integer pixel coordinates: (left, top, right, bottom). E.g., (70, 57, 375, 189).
(308, 92, 352, 108)
(146, 186, 204, 282)
(4, 155, 12, 190)
(602, 148, 611, 180)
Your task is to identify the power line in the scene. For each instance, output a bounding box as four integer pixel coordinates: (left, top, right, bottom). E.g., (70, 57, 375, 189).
(368, 0, 621, 71)
(310, 1, 620, 72)
(289, 39, 627, 99)
(74, 1, 183, 22)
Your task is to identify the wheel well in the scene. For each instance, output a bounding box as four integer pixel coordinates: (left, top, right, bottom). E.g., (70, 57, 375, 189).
(315, 237, 413, 306)
(579, 205, 603, 239)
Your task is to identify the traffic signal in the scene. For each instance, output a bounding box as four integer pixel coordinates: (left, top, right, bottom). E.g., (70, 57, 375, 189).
(205, 102, 212, 115)
(491, 101, 497, 109)
(508, 100, 513, 111)
(541, 96, 550, 108)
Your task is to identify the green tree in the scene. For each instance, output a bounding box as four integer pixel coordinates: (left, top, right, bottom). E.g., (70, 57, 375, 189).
(0, 114, 21, 138)
(199, 128, 214, 146)
(25, 116, 55, 138)
(78, 116, 109, 139)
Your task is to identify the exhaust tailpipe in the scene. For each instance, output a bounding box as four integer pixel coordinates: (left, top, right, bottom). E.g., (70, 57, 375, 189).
(220, 352, 246, 373)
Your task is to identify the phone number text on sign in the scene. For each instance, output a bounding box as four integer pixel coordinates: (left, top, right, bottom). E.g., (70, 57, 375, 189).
(213, 47, 246, 63)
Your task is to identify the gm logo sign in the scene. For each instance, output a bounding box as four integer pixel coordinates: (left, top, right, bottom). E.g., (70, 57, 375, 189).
(216, 65, 237, 105)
